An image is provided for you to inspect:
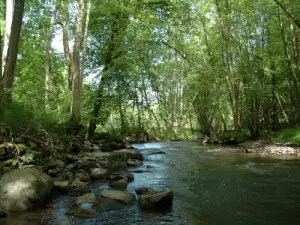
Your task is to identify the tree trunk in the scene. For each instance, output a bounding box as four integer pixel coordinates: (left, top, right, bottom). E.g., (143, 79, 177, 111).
(1, 0, 13, 78)
(292, 22, 300, 74)
(0, 26, 2, 77)
(88, 76, 107, 140)
(273, 0, 300, 29)
(0, 0, 25, 120)
(80, 0, 91, 81)
(45, 1, 58, 112)
(59, 0, 73, 90)
(70, 0, 85, 124)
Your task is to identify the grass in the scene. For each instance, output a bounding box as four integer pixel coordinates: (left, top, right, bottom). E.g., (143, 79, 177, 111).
(276, 127, 300, 143)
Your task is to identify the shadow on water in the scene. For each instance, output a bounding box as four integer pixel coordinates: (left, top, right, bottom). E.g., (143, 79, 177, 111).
(1, 140, 300, 225)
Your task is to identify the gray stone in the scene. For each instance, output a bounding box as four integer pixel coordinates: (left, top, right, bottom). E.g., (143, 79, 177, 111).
(101, 189, 135, 204)
(90, 168, 108, 180)
(54, 180, 69, 193)
(109, 170, 134, 182)
(113, 149, 143, 161)
(75, 169, 90, 182)
(127, 159, 143, 167)
(70, 179, 90, 194)
(135, 187, 149, 195)
(138, 190, 173, 210)
(108, 179, 128, 190)
(76, 193, 98, 205)
(0, 167, 53, 212)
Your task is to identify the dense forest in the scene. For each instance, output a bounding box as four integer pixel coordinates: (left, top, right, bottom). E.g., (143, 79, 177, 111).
(1, 0, 300, 142)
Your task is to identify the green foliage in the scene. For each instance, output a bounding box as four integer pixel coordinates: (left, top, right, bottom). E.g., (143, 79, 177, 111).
(276, 127, 300, 143)
(0, 102, 36, 128)
(221, 130, 249, 145)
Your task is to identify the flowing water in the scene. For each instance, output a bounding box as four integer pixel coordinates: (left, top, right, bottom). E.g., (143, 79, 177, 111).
(1, 140, 300, 225)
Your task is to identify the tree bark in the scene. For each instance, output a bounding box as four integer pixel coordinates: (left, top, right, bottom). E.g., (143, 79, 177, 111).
(0, 25, 2, 77)
(80, 0, 91, 81)
(70, 0, 85, 124)
(45, 1, 58, 111)
(1, 0, 13, 77)
(59, 0, 73, 90)
(0, 0, 25, 120)
(292, 22, 300, 74)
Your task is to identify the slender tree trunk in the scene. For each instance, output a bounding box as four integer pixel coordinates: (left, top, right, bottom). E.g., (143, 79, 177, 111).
(59, 0, 73, 90)
(0, 0, 25, 120)
(273, 0, 300, 29)
(70, 0, 85, 123)
(278, 9, 299, 122)
(80, 0, 91, 82)
(45, 1, 58, 111)
(1, 0, 13, 77)
(0, 26, 2, 77)
(292, 23, 300, 74)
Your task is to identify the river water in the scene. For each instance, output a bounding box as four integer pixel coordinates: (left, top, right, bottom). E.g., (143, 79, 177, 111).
(1, 140, 300, 225)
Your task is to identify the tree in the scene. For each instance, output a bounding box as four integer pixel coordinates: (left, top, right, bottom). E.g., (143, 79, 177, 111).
(1, 0, 13, 77)
(0, 0, 25, 120)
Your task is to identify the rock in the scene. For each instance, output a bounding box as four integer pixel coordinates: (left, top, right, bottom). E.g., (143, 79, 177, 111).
(101, 189, 135, 204)
(110, 142, 126, 150)
(108, 179, 128, 190)
(148, 150, 166, 155)
(48, 168, 61, 176)
(127, 159, 143, 167)
(100, 143, 113, 152)
(0, 167, 53, 212)
(109, 170, 134, 182)
(44, 159, 66, 170)
(135, 187, 149, 195)
(70, 179, 90, 195)
(0, 209, 7, 218)
(107, 155, 127, 173)
(76, 193, 98, 205)
(90, 168, 108, 180)
(138, 190, 173, 210)
(113, 149, 143, 161)
(75, 169, 90, 182)
(54, 180, 69, 193)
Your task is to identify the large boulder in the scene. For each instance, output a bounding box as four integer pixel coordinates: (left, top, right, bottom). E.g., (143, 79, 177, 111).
(138, 190, 173, 210)
(0, 167, 53, 212)
(101, 189, 135, 204)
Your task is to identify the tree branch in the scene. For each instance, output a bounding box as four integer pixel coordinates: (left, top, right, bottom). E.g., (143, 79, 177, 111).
(274, 0, 300, 29)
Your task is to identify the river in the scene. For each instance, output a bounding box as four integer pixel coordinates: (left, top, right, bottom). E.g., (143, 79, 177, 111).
(1, 140, 300, 225)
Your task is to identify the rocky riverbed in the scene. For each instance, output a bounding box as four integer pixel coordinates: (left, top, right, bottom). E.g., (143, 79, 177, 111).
(0, 136, 173, 221)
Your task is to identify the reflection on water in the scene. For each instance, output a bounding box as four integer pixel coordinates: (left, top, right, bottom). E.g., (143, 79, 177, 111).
(1, 140, 300, 225)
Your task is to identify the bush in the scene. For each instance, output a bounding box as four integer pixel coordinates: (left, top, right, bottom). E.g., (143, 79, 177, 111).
(276, 127, 300, 143)
(220, 130, 249, 144)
